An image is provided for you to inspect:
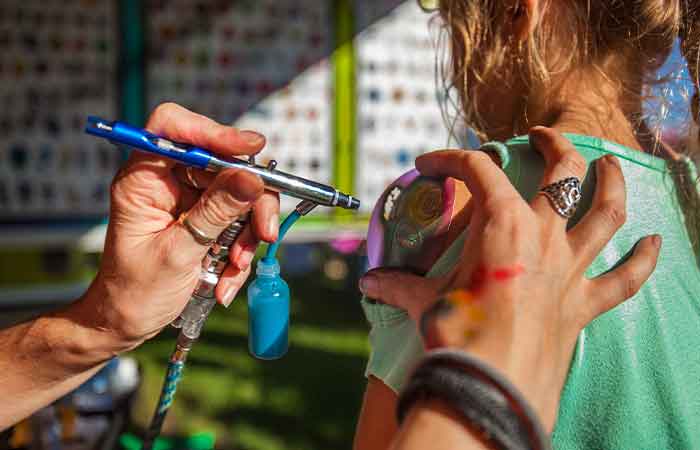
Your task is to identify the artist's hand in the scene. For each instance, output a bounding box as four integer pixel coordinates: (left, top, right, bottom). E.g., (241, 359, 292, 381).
(359, 127, 661, 430)
(74, 103, 279, 351)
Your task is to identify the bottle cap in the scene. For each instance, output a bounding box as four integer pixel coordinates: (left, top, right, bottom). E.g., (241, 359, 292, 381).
(256, 257, 280, 276)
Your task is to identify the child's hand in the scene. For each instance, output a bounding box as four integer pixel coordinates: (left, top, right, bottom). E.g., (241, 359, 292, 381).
(359, 127, 661, 431)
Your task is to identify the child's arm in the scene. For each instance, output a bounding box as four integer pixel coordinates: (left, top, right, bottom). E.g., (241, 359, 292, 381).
(354, 178, 472, 449)
(354, 299, 426, 450)
(354, 376, 399, 450)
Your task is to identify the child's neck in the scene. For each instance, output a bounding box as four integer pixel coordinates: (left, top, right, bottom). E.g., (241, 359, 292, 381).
(528, 70, 659, 154)
(552, 104, 645, 151)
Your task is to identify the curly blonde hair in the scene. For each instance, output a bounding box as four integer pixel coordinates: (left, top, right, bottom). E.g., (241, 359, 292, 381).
(437, 0, 700, 251)
(438, 1, 699, 137)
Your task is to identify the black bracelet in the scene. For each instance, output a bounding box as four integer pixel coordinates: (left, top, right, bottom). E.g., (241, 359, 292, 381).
(397, 349, 550, 450)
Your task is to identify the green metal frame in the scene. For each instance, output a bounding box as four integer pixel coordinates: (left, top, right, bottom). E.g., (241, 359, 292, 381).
(332, 0, 358, 223)
(119, 0, 146, 126)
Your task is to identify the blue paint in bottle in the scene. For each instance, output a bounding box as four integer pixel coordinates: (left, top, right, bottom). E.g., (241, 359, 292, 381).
(247, 257, 290, 359)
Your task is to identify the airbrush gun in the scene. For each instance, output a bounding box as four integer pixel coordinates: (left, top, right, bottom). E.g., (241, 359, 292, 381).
(86, 116, 359, 209)
(85, 116, 359, 449)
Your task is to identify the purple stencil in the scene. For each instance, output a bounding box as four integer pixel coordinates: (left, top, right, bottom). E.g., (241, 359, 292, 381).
(367, 169, 456, 270)
(367, 169, 419, 268)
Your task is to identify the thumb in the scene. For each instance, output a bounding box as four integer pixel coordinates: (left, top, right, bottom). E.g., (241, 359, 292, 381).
(359, 269, 443, 321)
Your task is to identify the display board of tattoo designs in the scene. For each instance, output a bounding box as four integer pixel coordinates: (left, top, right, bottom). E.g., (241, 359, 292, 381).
(354, 0, 452, 212)
(0, 1, 120, 222)
(146, 0, 334, 214)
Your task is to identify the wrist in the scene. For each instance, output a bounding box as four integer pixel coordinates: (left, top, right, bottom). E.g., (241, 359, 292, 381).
(80, 270, 155, 349)
(16, 300, 123, 386)
(462, 332, 563, 431)
(70, 278, 147, 355)
(397, 349, 551, 450)
(396, 399, 489, 449)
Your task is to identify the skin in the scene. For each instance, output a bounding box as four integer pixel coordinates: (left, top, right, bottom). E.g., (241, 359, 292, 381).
(378, 129, 661, 450)
(354, 1, 668, 448)
(0, 103, 280, 429)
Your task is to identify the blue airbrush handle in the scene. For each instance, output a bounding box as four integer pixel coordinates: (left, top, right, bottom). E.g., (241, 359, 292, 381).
(85, 116, 212, 169)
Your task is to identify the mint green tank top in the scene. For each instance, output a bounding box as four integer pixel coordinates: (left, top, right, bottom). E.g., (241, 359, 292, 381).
(361, 134, 700, 449)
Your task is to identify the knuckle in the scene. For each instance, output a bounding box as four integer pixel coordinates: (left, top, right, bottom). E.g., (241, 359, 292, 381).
(623, 270, 642, 298)
(484, 197, 522, 221)
(200, 193, 238, 227)
(222, 170, 263, 202)
(461, 151, 490, 170)
(557, 152, 587, 177)
(598, 201, 627, 229)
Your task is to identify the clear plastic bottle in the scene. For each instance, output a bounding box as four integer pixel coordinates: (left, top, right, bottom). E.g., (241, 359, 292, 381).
(247, 257, 290, 359)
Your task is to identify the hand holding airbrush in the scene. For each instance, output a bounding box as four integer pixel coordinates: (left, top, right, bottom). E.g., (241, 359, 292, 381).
(85, 111, 359, 449)
(86, 116, 359, 210)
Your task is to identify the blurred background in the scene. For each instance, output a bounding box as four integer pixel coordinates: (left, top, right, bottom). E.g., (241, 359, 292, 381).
(0, 1, 450, 449)
(0, 1, 695, 449)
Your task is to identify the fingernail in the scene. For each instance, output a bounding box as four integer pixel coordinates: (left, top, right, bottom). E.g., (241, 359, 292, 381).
(240, 130, 265, 146)
(267, 213, 279, 242)
(359, 275, 379, 296)
(604, 154, 620, 167)
(238, 247, 255, 270)
(651, 234, 662, 249)
(222, 284, 237, 308)
(529, 126, 548, 145)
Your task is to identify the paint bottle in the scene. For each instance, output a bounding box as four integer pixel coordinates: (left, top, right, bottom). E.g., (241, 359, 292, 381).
(247, 257, 290, 359)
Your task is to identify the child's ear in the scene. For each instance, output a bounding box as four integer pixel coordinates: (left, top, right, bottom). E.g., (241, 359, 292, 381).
(511, 0, 541, 42)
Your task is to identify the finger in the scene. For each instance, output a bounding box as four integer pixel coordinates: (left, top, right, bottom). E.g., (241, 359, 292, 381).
(252, 191, 280, 243)
(127, 102, 266, 169)
(216, 264, 252, 307)
(172, 169, 263, 259)
(529, 126, 588, 221)
(420, 299, 467, 349)
(583, 235, 661, 322)
(173, 165, 216, 191)
(359, 269, 443, 321)
(568, 155, 627, 266)
(228, 224, 259, 271)
(420, 290, 488, 350)
(416, 150, 519, 206)
(177, 182, 202, 214)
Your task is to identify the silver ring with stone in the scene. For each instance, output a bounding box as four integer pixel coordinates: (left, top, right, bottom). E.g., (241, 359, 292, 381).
(538, 177, 582, 219)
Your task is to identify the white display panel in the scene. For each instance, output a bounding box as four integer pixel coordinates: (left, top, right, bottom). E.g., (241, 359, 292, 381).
(355, 0, 452, 212)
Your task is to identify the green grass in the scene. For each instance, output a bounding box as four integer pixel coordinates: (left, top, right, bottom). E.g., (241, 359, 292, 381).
(126, 271, 370, 450)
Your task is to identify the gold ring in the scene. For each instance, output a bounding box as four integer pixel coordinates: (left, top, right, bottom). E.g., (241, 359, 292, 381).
(178, 213, 216, 246)
(185, 166, 201, 189)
